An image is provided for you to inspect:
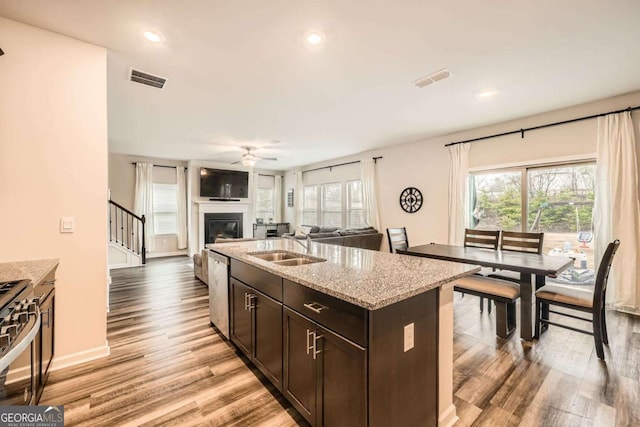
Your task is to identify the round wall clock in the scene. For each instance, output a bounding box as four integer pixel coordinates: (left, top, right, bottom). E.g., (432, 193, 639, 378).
(399, 187, 423, 213)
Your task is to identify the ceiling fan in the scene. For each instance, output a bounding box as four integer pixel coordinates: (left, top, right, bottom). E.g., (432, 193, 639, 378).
(229, 146, 278, 167)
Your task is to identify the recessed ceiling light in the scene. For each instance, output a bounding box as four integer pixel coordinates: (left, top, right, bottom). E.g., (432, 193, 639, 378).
(478, 90, 497, 98)
(305, 31, 325, 46)
(143, 30, 164, 43)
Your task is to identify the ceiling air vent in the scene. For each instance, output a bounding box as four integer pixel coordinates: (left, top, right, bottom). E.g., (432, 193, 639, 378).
(413, 68, 451, 88)
(129, 68, 167, 89)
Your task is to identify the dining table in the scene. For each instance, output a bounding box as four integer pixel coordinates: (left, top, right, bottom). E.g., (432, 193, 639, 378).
(397, 243, 574, 341)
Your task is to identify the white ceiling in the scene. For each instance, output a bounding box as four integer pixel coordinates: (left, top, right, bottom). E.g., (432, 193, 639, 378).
(2, 0, 640, 170)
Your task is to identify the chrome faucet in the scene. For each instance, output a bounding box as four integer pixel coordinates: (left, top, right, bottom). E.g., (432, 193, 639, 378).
(284, 235, 312, 253)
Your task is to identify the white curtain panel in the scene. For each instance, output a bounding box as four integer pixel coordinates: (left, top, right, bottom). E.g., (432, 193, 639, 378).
(133, 162, 155, 252)
(295, 169, 304, 229)
(274, 175, 283, 223)
(360, 158, 380, 230)
(594, 111, 640, 313)
(176, 167, 188, 250)
(447, 144, 471, 245)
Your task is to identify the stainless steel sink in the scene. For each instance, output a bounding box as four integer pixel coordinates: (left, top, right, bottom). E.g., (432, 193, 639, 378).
(248, 250, 326, 266)
(272, 258, 322, 266)
(248, 250, 299, 261)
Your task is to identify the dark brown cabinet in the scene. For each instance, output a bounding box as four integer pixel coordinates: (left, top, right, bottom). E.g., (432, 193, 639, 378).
(253, 291, 283, 387)
(230, 276, 283, 390)
(230, 279, 252, 357)
(283, 308, 367, 426)
(34, 275, 56, 404)
(222, 256, 438, 426)
(283, 308, 317, 424)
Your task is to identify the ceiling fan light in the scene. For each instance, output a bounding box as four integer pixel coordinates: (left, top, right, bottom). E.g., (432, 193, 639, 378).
(242, 157, 256, 167)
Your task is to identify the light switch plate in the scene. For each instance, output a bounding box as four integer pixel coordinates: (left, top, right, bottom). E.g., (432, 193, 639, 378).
(404, 322, 415, 352)
(60, 216, 75, 233)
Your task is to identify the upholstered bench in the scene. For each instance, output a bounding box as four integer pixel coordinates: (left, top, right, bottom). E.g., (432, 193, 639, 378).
(454, 276, 520, 338)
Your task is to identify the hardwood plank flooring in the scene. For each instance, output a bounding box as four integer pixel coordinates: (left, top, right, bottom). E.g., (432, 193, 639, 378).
(40, 257, 639, 426)
(40, 257, 304, 426)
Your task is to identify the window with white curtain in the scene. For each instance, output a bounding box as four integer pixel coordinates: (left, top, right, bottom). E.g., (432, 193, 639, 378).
(303, 185, 318, 225)
(321, 182, 342, 227)
(152, 183, 178, 235)
(255, 174, 276, 221)
(346, 180, 365, 228)
(256, 188, 275, 221)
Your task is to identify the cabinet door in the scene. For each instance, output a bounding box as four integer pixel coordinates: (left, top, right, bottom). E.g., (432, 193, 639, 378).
(283, 308, 318, 425)
(40, 293, 54, 380)
(230, 279, 252, 358)
(317, 326, 367, 427)
(253, 291, 283, 390)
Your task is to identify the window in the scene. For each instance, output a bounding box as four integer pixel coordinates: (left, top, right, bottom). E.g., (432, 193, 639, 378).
(347, 180, 366, 228)
(321, 183, 342, 227)
(469, 161, 596, 267)
(152, 183, 178, 235)
(470, 170, 522, 232)
(302, 185, 318, 225)
(256, 188, 274, 222)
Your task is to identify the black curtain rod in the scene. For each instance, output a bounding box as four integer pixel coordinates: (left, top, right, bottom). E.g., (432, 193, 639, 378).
(445, 105, 640, 147)
(303, 156, 383, 174)
(131, 162, 185, 169)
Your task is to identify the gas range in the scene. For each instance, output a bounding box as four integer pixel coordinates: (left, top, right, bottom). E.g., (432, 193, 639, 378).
(0, 279, 37, 357)
(0, 278, 42, 405)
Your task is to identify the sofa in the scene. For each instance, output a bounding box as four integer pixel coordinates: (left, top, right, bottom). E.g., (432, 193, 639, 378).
(193, 238, 259, 285)
(287, 225, 383, 251)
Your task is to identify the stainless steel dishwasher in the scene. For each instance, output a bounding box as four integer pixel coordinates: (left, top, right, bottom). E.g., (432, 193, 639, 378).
(207, 250, 230, 339)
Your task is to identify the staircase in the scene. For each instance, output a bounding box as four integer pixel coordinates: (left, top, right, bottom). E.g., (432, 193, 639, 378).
(108, 199, 146, 269)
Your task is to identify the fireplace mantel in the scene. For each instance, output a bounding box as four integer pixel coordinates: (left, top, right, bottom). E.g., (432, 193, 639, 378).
(195, 200, 252, 250)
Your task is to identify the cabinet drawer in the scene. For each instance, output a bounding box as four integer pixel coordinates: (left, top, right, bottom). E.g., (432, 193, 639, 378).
(283, 279, 367, 347)
(231, 259, 283, 302)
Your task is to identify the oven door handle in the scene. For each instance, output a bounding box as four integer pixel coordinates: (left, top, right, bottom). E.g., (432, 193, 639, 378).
(0, 308, 41, 373)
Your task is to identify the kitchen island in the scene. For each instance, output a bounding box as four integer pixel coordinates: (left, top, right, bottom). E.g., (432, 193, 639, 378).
(208, 239, 478, 427)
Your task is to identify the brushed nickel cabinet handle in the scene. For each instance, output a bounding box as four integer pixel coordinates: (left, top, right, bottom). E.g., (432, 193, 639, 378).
(313, 334, 323, 360)
(303, 302, 327, 314)
(306, 329, 314, 355)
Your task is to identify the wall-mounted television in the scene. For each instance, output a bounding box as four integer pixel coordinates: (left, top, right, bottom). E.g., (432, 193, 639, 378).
(200, 168, 249, 199)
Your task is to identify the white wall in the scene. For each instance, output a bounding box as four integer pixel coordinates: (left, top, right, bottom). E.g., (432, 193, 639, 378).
(0, 18, 109, 362)
(108, 153, 188, 256)
(286, 90, 640, 252)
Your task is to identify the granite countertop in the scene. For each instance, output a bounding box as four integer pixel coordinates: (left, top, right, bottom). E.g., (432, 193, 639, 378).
(207, 239, 479, 310)
(0, 259, 59, 285)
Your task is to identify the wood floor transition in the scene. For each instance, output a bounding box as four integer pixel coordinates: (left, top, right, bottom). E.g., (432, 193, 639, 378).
(40, 256, 639, 426)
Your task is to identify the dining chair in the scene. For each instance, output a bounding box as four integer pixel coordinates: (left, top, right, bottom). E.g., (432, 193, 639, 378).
(464, 228, 500, 250)
(386, 227, 409, 253)
(463, 229, 501, 312)
(488, 231, 545, 283)
(534, 239, 620, 360)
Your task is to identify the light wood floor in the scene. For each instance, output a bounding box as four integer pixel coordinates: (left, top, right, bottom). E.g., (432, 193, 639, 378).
(40, 257, 639, 426)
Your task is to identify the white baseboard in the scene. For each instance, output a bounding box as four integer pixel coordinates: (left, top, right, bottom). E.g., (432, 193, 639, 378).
(50, 341, 110, 372)
(439, 403, 458, 427)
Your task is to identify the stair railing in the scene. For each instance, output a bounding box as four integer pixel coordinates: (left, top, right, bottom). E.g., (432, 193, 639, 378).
(108, 199, 146, 264)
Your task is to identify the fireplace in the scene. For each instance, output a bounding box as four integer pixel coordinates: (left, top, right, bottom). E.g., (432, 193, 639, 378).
(204, 213, 243, 244)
